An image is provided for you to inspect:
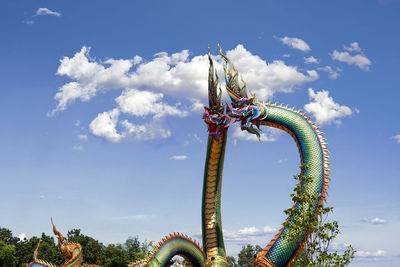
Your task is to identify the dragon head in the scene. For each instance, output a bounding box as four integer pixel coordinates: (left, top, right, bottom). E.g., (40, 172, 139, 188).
(203, 46, 231, 136)
(218, 45, 267, 140)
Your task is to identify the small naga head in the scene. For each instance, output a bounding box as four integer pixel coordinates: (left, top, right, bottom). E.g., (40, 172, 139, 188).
(218, 44, 267, 140)
(203, 46, 231, 136)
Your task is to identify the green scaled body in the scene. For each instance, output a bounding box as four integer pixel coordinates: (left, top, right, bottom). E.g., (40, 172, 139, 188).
(253, 104, 329, 267)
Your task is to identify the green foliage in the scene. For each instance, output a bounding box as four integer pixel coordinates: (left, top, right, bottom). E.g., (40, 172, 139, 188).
(0, 240, 17, 267)
(0, 227, 64, 266)
(0, 227, 19, 245)
(67, 228, 105, 264)
(282, 165, 356, 266)
(237, 244, 262, 267)
(226, 255, 238, 267)
(0, 226, 153, 266)
(103, 243, 129, 267)
(36, 233, 64, 265)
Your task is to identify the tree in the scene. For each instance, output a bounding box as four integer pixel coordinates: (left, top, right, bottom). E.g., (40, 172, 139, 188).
(0, 240, 17, 267)
(0, 227, 19, 245)
(67, 228, 105, 265)
(226, 255, 238, 267)
(237, 244, 262, 267)
(124, 236, 154, 263)
(103, 243, 129, 267)
(283, 165, 355, 266)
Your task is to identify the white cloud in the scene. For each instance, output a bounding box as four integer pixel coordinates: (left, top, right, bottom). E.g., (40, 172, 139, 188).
(233, 125, 281, 142)
(344, 42, 362, 52)
(18, 233, 27, 241)
(356, 250, 387, 257)
(263, 226, 276, 233)
(226, 45, 318, 99)
(279, 36, 311, 52)
(72, 145, 84, 151)
(116, 88, 188, 118)
(361, 217, 387, 224)
(190, 99, 205, 112)
(223, 225, 276, 242)
(89, 109, 125, 142)
(304, 56, 319, 64)
(392, 134, 400, 143)
(331, 43, 371, 71)
(238, 227, 262, 235)
(304, 88, 354, 125)
(36, 8, 61, 17)
(133, 55, 143, 65)
(277, 159, 287, 164)
(39, 195, 45, 199)
(51, 45, 319, 115)
(51, 45, 321, 142)
(170, 155, 188, 160)
(370, 217, 386, 224)
(121, 119, 171, 141)
(318, 66, 342, 79)
(78, 134, 88, 141)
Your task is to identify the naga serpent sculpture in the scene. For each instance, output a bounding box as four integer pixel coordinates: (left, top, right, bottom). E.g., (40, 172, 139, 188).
(132, 45, 330, 267)
(29, 46, 329, 267)
(27, 219, 99, 267)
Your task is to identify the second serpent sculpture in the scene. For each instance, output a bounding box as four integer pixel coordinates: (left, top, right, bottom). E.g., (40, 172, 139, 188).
(131, 46, 330, 267)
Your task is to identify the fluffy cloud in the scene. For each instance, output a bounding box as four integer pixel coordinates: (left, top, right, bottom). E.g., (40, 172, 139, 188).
(18, 233, 27, 241)
(318, 66, 342, 79)
(304, 88, 354, 125)
(116, 89, 188, 118)
(360, 217, 387, 224)
(50, 47, 208, 115)
(78, 134, 88, 141)
(170, 155, 188, 160)
(51, 45, 319, 142)
(51, 45, 318, 115)
(233, 125, 281, 142)
(89, 109, 172, 142)
(304, 56, 319, 64)
(122, 119, 171, 141)
(344, 42, 362, 52)
(36, 8, 61, 17)
(279, 36, 311, 52)
(89, 109, 125, 142)
(223, 225, 277, 242)
(331, 43, 371, 71)
(392, 134, 400, 143)
(356, 250, 387, 257)
(226, 45, 318, 99)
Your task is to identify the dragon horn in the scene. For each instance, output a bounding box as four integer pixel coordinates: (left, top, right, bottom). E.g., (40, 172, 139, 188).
(33, 240, 41, 260)
(207, 45, 223, 113)
(218, 44, 248, 102)
(51, 218, 64, 242)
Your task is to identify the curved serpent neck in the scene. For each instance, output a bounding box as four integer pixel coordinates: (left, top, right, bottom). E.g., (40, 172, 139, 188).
(255, 104, 329, 267)
(201, 132, 229, 266)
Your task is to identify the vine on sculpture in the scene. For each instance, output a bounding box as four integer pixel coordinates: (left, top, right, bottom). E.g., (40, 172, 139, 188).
(29, 45, 330, 267)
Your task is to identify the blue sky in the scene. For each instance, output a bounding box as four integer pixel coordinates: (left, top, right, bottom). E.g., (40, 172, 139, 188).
(1, 0, 400, 266)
